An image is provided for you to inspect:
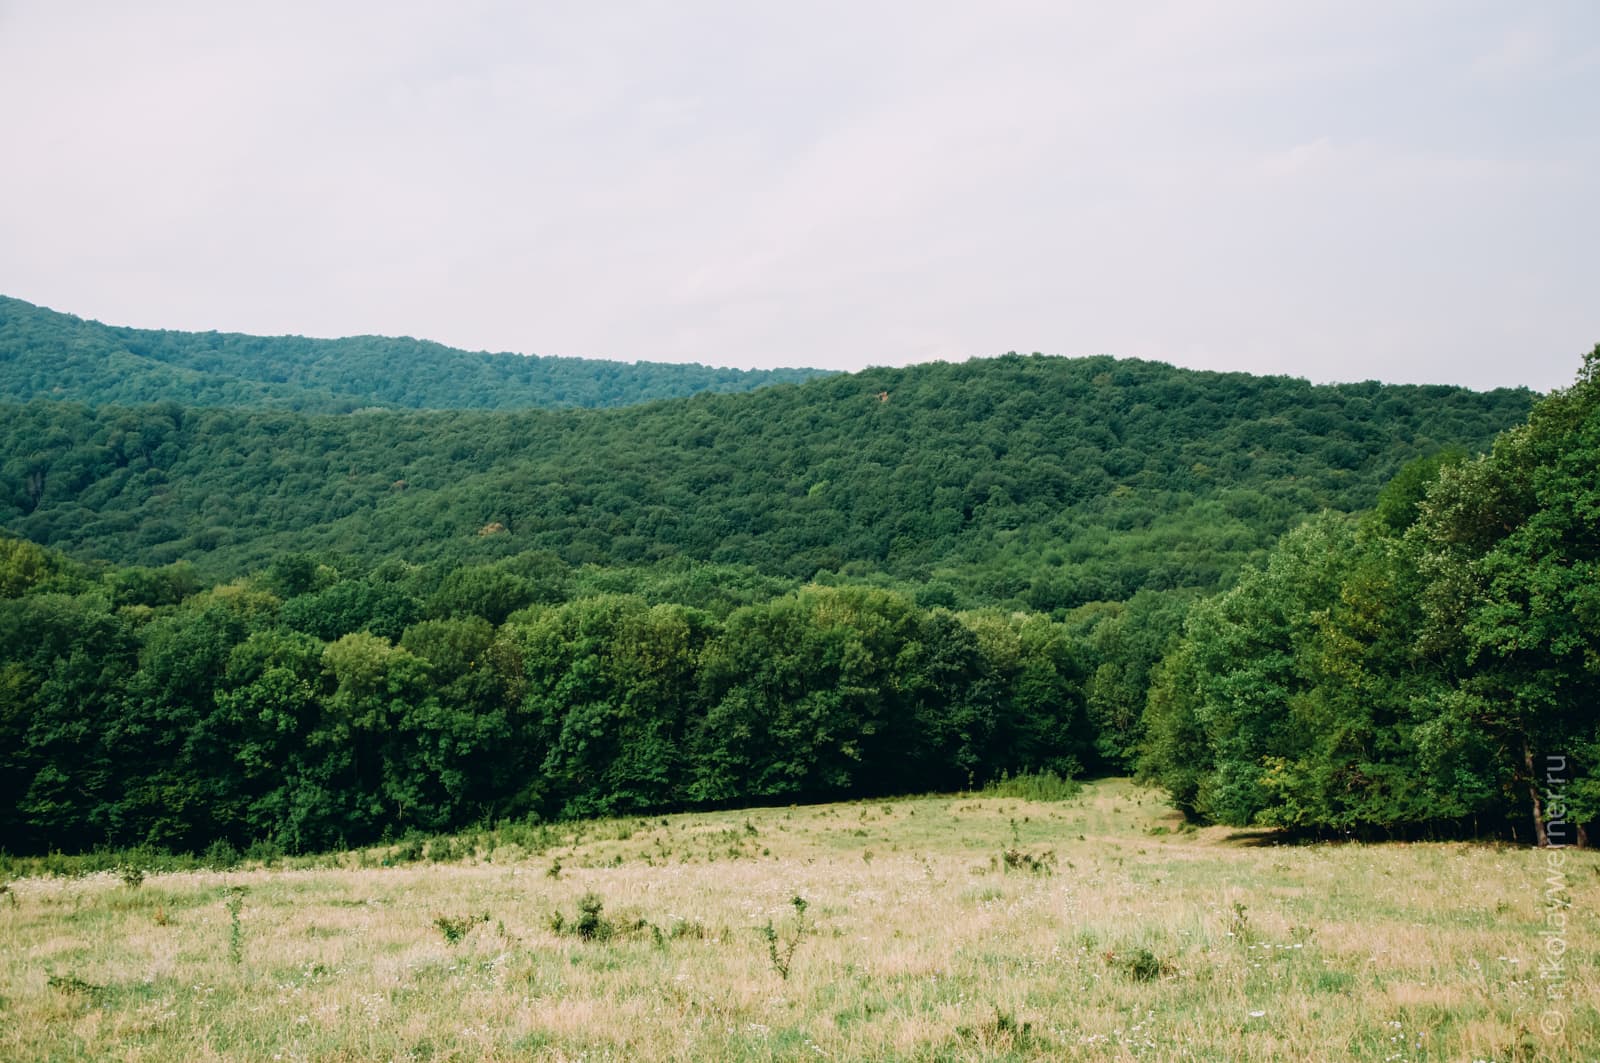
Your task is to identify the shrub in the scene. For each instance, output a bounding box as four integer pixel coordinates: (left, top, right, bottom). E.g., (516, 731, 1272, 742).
(1106, 947, 1175, 982)
(434, 912, 489, 945)
(980, 770, 1082, 802)
(574, 894, 612, 941)
(203, 839, 241, 870)
(1000, 848, 1056, 874)
(549, 894, 620, 942)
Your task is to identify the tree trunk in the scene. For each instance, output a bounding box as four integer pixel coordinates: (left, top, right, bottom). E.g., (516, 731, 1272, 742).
(1523, 739, 1549, 847)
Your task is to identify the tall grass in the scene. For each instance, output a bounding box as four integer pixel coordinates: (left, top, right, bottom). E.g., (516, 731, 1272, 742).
(1, 779, 1594, 1061)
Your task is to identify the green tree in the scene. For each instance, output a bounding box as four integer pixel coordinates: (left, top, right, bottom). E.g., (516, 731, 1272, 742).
(0, 592, 137, 849)
(114, 599, 250, 848)
(0, 536, 57, 597)
(1413, 346, 1600, 844)
(692, 587, 918, 804)
(212, 629, 327, 849)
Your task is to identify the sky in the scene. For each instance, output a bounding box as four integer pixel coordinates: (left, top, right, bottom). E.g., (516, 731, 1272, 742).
(1, 2, 1596, 392)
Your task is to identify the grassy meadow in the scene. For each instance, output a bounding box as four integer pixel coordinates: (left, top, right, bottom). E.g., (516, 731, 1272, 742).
(1, 778, 1595, 1061)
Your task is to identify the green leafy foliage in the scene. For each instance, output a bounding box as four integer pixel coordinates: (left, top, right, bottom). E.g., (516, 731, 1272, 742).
(0, 539, 1106, 853)
(759, 895, 810, 980)
(980, 771, 1082, 802)
(433, 912, 489, 946)
(0, 298, 1581, 854)
(0, 354, 1529, 606)
(0, 295, 827, 412)
(1139, 346, 1600, 842)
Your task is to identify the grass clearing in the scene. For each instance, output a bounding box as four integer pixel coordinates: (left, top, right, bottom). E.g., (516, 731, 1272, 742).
(2, 779, 1595, 1060)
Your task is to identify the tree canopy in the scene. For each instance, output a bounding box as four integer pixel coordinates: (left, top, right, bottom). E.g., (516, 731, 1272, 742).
(0, 352, 1531, 611)
(1138, 347, 1600, 844)
(2, 296, 1589, 855)
(0, 295, 828, 412)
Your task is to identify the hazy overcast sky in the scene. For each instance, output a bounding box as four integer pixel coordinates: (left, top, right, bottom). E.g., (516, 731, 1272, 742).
(2, 2, 1596, 390)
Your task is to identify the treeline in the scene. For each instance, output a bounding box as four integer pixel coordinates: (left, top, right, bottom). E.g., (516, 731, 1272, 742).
(1, 346, 1591, 854)
(0, 295, 828, 413)
(0, 541, 1141, 855)
(1138, 348, 1600, 844)
(2, 299, 1586, 852)
(0, 354, 1532, 610)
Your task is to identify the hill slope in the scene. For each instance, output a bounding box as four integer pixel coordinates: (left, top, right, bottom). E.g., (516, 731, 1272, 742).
(0, 354, 1533, 607)
(0, 295, 829, 411)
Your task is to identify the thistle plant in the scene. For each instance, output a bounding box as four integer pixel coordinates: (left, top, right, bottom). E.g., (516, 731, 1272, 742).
(759, 895, 810, 980)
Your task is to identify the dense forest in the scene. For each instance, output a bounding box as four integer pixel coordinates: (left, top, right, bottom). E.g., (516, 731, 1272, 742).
(1138, 347, 1600, 845)
(0, 545, 1099, 853)
(0, 296, 827, 412)
(2, 298, 1593, 855)
(1, 353, 1530, 608)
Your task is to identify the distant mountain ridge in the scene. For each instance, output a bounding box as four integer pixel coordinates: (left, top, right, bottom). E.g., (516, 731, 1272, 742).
(0, 295, 831, 411)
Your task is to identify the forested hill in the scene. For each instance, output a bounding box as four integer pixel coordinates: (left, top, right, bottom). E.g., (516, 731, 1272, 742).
(0, 354, 1532, 608)
(0, 295, 828, 411)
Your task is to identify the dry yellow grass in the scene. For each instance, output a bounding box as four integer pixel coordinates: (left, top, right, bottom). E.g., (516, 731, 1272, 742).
(1, 779, 1595, 1061)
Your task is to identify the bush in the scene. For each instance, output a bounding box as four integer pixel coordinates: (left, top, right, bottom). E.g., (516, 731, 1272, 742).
(1107, 947, 1175, 982)
(243, 838, 283, 866)
(1000, 847, 1057, 875)
(203, 839, 240, 870)
(550, 893, 618, 942)
(980, 770, 1082, 802)
(434, 912, 489, 945)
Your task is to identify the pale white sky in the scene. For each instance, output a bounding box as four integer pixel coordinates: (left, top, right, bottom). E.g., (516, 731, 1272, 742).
(1, 1, 1596, 390)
